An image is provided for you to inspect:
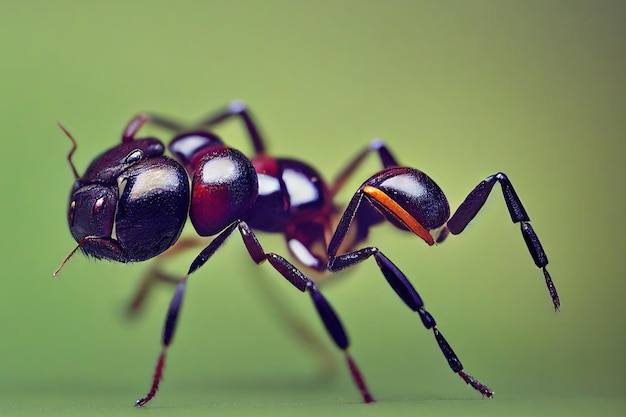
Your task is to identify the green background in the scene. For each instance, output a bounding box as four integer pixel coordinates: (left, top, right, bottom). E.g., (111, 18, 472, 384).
(1, 1, 624, 416)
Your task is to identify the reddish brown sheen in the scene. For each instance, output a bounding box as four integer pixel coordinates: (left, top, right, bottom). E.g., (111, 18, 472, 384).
(252, 153, 280, 176)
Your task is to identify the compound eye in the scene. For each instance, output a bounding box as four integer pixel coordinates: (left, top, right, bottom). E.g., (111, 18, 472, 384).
(68, 200, 76, 227)
(123, 149, 144, 164)
(93, 196, 106, 214)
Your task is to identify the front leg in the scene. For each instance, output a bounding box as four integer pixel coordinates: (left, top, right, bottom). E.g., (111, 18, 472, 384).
(135, 221, 374, 407)
(447, 172, 560, 310)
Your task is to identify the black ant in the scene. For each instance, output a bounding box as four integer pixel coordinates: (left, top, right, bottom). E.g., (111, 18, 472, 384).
(56, 101, 560, 407)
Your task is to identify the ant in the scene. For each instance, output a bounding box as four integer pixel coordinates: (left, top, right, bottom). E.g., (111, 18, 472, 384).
(56, 101, 560, 407)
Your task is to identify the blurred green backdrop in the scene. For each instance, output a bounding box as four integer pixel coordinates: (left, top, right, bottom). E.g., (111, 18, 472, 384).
(0, 1, 624, 416)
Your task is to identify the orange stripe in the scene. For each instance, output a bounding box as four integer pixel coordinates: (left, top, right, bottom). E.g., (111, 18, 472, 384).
(363, 185, 435, 246)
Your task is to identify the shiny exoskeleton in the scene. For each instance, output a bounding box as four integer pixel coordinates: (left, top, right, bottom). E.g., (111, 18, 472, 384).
(56, 101, 560, 407)
(56, 117, 189, 268)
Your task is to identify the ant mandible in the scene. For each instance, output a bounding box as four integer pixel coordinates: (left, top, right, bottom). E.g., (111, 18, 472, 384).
(56, 101, 560, 407)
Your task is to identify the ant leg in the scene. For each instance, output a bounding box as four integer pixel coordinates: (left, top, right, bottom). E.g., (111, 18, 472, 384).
(194, 100, 266, 154)
(126, 237, 202, 316)
(143, 114, 186, 132)
(330, 138, 399, 198)
(133, 101, 266, 154)
(121, 113, 150, 142)
(126, 268, 178, 316)
(328, 247, 493, 397)
(327, 191, 493, 398)
(237, 221, 374, 402)
(127, 238, 337, 376)
(135, 221, 374, 407)
(447, 172, 560, 311)
(327, 139, 405, 250)
(212, 222, 339, 379)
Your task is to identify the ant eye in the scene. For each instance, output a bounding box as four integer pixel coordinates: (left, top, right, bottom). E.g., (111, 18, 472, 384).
(68, 200, 76, 227)
(124, 149, 144, 164)
(93, 196, 106, 214)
